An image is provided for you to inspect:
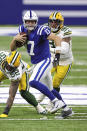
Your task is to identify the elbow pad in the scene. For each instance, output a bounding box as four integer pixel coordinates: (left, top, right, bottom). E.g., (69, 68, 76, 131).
(55, 41, 69, 54)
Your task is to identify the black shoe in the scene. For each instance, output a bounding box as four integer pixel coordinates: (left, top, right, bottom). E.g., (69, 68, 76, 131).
(55, 108, 74, 119)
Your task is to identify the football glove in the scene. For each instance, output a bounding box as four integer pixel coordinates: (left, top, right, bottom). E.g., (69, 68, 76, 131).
(53, 53, 60, 67)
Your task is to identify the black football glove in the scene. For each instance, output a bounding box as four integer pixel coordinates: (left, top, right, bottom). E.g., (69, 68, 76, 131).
(53, 53, 60, 67)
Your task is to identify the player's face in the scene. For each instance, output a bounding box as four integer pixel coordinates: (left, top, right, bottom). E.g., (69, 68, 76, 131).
(49, 20, 58, 28)
(5, 62, 16, 73)
(25, 20, 36, 25)
(49, 19, 62, 30)
(25, 20, 36, 31)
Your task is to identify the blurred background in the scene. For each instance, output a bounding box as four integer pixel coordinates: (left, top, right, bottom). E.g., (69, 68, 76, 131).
(0, 1, 87, 126)
(0, 0, 87, 25)
(0, 0, 87, 105)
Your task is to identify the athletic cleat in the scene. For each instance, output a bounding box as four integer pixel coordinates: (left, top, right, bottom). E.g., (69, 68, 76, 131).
(36, 104, 48, 115)
(0, 114, 8, 118)
(45, 100, 53, 112)
(37, 94, 45, 103)
(55, 108, 74, 119)
(50, 99, 65, 114)
(39, 109, 48, 115)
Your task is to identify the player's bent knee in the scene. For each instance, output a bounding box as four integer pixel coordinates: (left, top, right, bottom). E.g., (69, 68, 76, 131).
(53, 87, 60, 92)
(20, 90, 26, 97)
(29, 80, 38, 87)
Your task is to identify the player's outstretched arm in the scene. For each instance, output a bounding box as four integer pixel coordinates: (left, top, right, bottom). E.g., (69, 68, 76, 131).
(47, 32, 62, 52)
(2, 80, 19, 115)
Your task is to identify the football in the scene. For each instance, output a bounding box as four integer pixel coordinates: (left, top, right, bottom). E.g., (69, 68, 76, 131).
(20, 32, 27, 35)
(16, 32, 28, 47)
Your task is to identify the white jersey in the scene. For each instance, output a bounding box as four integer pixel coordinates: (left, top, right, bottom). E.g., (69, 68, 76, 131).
(0, 51, 28, 81)
(50, 26, 73, 65)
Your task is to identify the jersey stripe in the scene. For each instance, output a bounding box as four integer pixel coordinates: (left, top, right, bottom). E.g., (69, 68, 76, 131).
(10, 52, 19, 66)
(19, 26, 22, 32)
(34, 58, 51, 81)
(34, 59, 47, 80)
(38, 58, 51, 81)
(37, 25, 49, 35)
(37, 25, 43, 35)
(64, 32, 72, 36)
(39, 26, 48, 35)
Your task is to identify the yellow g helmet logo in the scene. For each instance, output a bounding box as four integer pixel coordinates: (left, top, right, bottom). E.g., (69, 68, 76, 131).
(49, 11, 64, 32)
(6, 51, 21, 67)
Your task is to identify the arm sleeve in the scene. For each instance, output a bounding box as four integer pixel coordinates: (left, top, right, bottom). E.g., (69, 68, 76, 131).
(55, 41, 69, 54)
(18, 25, 25, 33)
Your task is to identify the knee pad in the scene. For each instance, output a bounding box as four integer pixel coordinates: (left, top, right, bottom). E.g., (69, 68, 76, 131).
(54, 87, 60, 92)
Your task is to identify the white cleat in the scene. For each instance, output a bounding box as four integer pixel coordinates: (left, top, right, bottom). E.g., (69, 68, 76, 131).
(37, 94, 45, 103)
(45, 100, 54, 112)
(36, 104, 47, 115)
(50, 98, 65, 114)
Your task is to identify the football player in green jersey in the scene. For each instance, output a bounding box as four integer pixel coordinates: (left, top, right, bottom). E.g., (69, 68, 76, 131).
(0, 51, 47, 117)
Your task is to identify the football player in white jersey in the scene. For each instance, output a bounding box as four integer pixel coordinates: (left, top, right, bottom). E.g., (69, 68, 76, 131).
(0, 51, 47, 118)
(49, 11, 74, 118)
(37, 11, 74, 118)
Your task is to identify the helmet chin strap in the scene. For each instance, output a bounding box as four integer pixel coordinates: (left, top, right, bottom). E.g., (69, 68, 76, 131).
(51, 25, 60, 33)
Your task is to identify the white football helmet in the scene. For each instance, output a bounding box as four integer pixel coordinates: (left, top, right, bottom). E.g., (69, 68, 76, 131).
(23, 10, 38, 31)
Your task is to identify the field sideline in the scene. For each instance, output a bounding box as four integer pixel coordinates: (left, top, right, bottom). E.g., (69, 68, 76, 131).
(0, 85, 87, 105)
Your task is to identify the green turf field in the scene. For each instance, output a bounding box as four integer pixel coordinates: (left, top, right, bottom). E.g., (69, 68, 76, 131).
(0, 104, 87, 131)
(0, 35, 87, 131)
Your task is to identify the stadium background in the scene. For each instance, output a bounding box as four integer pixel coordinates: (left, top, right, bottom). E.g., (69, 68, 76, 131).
(0, 0, 87, 105)
(0, 0, 87, 130)
(0, 0, 87, 26)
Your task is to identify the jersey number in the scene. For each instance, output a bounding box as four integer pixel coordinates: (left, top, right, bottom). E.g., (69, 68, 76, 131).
(27, 41, 35, 55)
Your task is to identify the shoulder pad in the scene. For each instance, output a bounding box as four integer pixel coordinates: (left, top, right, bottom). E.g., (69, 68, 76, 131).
(37, 25, 50, 35)
(61, 26, 72, 37)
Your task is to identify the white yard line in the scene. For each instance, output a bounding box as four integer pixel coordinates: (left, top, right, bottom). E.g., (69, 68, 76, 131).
(0, 105, 87, 108)
(71, 69, 87, 72)
(0, 118, 87, 121)
(67, 76, 87, 79)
